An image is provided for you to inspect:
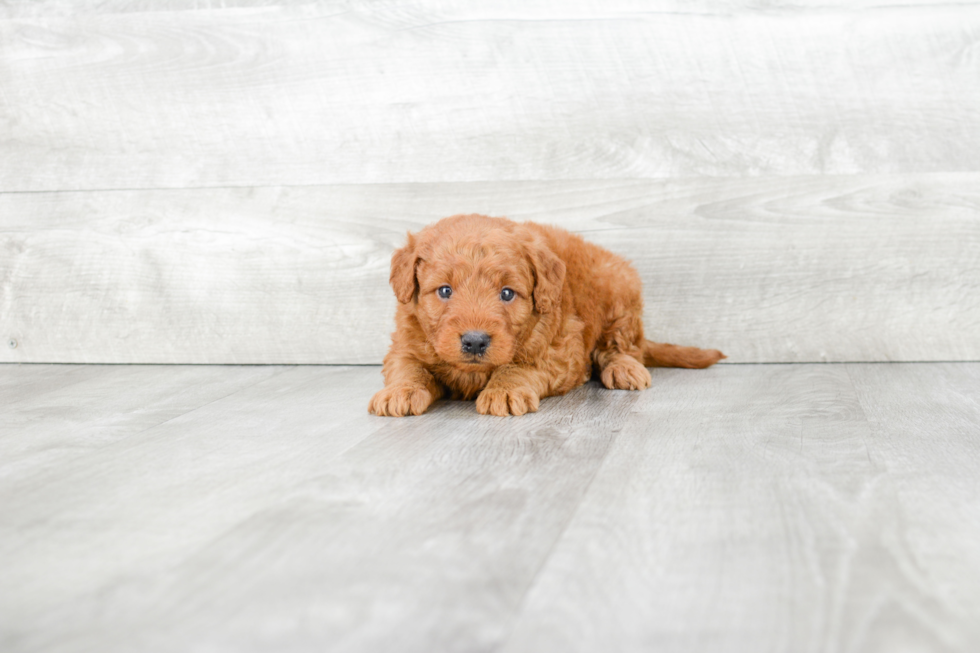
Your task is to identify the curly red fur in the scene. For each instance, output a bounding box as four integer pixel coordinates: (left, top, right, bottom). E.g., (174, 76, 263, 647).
(368, 214, 725, 417)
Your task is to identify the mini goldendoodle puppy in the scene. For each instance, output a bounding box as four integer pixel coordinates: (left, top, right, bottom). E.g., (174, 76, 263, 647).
(369, 214, 724, 417)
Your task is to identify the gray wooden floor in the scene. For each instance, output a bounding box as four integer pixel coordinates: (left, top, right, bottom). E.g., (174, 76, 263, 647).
(2, 363, 979, 653)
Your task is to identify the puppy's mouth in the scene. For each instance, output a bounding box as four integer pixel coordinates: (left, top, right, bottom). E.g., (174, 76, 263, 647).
(458, 354, 493, 368)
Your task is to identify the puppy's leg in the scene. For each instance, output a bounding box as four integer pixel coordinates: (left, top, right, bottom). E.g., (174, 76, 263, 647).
(595, 348, 652, 391)
(477, 326, 592, 416)
(592, 308, 653, 391)
(369, 354, 444, 417)
(476, 365, 549, 417)
(593, 271, 723, 389)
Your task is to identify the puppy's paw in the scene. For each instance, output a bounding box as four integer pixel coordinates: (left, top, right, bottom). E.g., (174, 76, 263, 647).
(476, 385, 540, 416)
(600, 356, 652, 391)
(369, 385, 434, 417)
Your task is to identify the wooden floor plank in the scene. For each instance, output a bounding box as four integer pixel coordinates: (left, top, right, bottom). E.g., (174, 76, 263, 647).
(0, 369, 638, 653)
(0, 365, 386, 651)
(2, 363, 979, 652)
(0, 364, 288, 483)
(843, 363, 980, 650)
(500, 364, 980, 653)
(0, 364, 113, 405)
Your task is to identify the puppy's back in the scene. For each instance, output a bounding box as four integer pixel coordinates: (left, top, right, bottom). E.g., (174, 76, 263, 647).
(525, 222, 645, 347)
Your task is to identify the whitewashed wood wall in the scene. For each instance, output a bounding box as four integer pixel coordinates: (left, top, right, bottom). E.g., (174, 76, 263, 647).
(1, 0, 978, 364)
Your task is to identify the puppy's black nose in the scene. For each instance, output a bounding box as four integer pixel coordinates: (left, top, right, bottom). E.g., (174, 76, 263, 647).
(460, 331, 491, 356)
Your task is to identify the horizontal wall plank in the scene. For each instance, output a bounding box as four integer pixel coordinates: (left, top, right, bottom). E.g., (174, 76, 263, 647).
(2, 1, 963, 20)
(1, 173, 977, 364)
(1, 3, 978, 191)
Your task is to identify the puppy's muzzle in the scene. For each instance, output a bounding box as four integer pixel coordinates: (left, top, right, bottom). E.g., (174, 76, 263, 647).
(460, 331, 491, 357)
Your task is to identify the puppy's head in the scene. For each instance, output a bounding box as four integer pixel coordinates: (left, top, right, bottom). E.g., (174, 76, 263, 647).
(390, 214, 565, 371)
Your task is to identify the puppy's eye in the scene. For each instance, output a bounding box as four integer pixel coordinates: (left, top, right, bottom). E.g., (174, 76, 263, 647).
(437, 285, 453, 299)
(500, 287, 516, 302)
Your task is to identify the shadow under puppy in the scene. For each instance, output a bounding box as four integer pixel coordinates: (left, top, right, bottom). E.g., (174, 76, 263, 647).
(370, 214, 724, 417)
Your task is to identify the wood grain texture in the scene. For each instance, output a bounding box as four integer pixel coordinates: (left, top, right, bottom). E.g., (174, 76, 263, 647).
(3, 0, 964, 19)
(0, 364, 287, 483)
(0, 365, 384, 651)
(0, 364, 640, 653)
(2, 362, 979, 652)
(0, 363, 107, 404)
(1, 2, 978, 191)
(2, 173, 978, 364)
(844, 362, 980, 645)
(501, 363, 980, 653)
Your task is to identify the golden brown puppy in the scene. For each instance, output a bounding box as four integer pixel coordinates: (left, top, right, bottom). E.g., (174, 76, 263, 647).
(369, 214, 724, 417)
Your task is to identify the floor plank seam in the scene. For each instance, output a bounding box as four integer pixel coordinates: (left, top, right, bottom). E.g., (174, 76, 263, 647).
(100, 365, 299, 447)
(493, 413, 631, 651)
(842, 364, 884, 472)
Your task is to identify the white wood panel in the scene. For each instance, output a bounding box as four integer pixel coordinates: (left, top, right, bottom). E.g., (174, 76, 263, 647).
(0, 363, 105, 404)
(0, 364, 287, 483)
(0, 366, 640, 653)
(2, 173, 978, 364)
(501, 363, 980, 653)
(1, 2, 978, 191)
(3, 363, 979, 652)
(0, 364, 385, 648)
(844, 362, 980, 642)
(2, 1, 964, 20)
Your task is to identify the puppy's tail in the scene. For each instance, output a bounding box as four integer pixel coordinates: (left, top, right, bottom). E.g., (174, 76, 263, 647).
(642, 340, 726, 369)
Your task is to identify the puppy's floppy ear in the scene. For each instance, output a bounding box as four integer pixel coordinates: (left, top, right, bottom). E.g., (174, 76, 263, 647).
(521, 229, 565, 314)
(389, 232, 419, 304)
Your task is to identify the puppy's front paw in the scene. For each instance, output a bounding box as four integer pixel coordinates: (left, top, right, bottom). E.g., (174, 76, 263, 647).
(600, 356, 652, 391)
(476, 385, 540, 416)
(369, 385, 434, 417)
